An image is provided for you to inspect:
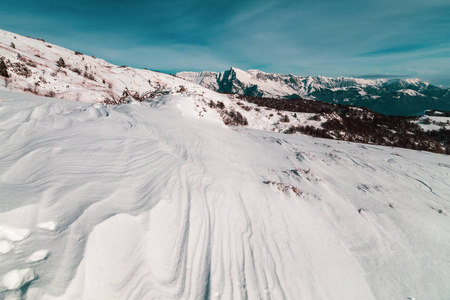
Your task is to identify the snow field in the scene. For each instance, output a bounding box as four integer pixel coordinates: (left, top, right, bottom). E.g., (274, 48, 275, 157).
(0, 90, 449, 299)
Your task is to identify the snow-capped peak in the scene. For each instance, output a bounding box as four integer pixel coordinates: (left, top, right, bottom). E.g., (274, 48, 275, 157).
(176, 68, 450, 115)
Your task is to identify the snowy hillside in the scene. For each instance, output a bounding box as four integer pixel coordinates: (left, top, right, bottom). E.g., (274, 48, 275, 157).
(177, 68, 450, 115)
(0, 29, 210, 103)
(1, 90, 450, 300)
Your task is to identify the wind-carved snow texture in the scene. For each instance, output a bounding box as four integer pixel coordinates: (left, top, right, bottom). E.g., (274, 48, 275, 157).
(0, 90, 450, 300)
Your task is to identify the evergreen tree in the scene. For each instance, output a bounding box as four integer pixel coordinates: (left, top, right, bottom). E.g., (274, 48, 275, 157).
(56, 57, 66, 68)
(10, 42, 15, 49)
(0, 59, 9, 78)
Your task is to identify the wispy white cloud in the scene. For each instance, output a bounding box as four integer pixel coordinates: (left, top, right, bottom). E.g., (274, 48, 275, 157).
(0, 0, 449, 85)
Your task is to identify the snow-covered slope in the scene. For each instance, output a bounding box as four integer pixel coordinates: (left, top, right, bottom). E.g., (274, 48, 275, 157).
(1, 90, 450, 300)
(177, 68, 450, 115)
(0, 29, 214, 103)
(0, 29, 330, 135)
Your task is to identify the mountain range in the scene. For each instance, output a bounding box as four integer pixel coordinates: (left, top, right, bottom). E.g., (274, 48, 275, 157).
(177, 68, 450, 116)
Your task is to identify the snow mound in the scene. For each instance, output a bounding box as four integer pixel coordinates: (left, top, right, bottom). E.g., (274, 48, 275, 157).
(37, 222, 57, 231)
(0, 240, 14, 254)
(0, 226, 30, 242)
(27, 250, 50, 263)
(2, 268, 35, 290)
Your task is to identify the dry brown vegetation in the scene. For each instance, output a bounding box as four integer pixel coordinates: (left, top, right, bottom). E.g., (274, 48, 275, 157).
(239, 95, 450, 154)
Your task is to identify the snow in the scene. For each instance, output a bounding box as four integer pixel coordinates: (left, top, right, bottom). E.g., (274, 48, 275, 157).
(2, 268, 35, 290)
(27, 250, 50, 263)
(0, 226, 31, 242)
(398, 89, 426, 97)
(415, 115, 450, 131)
(0, 240, 14, 254)
(37, 222, 57, 231)
(0, 89, 449, 299)
(404, 78, 428, 86)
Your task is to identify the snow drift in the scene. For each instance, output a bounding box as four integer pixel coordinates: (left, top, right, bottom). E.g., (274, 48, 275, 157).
(0, 90, 450, 299)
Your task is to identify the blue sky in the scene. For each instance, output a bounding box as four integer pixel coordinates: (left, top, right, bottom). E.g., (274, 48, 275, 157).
(2, 0, 449, 86)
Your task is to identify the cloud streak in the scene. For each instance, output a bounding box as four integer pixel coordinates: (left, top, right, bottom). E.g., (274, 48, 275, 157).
(0, 0, 449, 86)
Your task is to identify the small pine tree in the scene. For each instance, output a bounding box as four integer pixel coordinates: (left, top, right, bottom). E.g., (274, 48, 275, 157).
(10, 42, 15, 49)
(280, 115, 290, 123)
(56, 57, 66, 68)
(0, 59, 9, 78)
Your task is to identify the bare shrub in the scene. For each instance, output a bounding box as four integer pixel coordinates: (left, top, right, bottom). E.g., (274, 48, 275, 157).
(7, 61, 31, 77)
(103, 85, 171, 105)
(71, 67, 82, 75)
(216, 101, 225, 109)
(24, 84, 33, 93)
(263, 181, 303, 196)
(26, 61, 37, 68)
(45, 90, 56, 98)
(103, 91, 129, 105)
(280, 115, 290, 123)
(83, 71, 95, 81)
(308, 114, 321, 121)
(208, 100, 216, 108)
(39, 76, 48, 84)
(10, 54, 37, 69)
(420, 117, 431, 125)
(220, 109, 248, 126)
(74, 51, 83, 55)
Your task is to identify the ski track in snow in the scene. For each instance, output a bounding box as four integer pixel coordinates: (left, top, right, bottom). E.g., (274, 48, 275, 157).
(0, 91, 449, 300)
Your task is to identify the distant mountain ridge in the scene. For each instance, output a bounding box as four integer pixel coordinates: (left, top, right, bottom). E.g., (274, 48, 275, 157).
(177, 68, 450, 115)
